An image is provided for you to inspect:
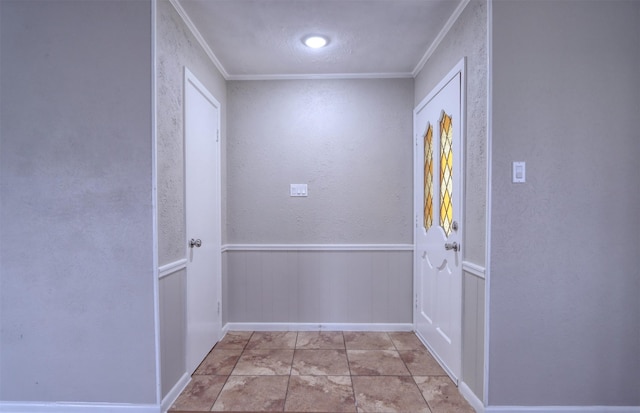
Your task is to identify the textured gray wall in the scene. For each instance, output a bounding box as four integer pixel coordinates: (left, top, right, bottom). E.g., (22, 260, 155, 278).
(490, 0, 640, 406)
(414, 0, 487, 399)
(414, 0, 487, 266)
(227, 79, 414, 244)
(0, 0, 156, 404)
(156, 0, 227, 399)
(157, 0, 227, 264)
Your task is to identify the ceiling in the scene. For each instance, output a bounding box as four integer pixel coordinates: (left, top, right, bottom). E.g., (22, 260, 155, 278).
(174, 0, 466, 80)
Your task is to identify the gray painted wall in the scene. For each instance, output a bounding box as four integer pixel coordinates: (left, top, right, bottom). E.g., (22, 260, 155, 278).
(157, 0, 227, 265)
(225, 79, 414, 325)
(0, 0, 156, 404)
(414, 0, 487, 399)
(156, 0, 227, 399)
(490, 0, 640, 406)
(227, 79, 414, 244)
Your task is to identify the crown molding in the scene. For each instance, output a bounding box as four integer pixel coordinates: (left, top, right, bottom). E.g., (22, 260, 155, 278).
(168, 0, 230, 79)
(412, 0, 471, 77)
(227, 72, 414, 81)
(222, 243, 414, 252)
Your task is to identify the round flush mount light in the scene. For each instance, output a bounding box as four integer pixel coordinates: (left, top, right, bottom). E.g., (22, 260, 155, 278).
(303, 35, 328, 48)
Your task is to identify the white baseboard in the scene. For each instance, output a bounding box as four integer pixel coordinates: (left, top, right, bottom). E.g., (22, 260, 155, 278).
(485, 406, 640, 413)
(459, 380, 484, 413)
(0, 402, 159, 413)
(160, 371, 190, 413)
(224, 322, 414, 332)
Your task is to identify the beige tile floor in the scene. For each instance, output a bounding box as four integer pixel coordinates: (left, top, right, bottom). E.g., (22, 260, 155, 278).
(169, 331, 475, 413)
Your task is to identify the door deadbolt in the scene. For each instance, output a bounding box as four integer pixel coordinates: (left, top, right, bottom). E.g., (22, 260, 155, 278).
(189, 238, 202, 248)
(452, 221, 459, 231)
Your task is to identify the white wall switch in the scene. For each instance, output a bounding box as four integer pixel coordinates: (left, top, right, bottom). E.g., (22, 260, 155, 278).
(290, 184, 308, 197)
(513, 161, 526, 183)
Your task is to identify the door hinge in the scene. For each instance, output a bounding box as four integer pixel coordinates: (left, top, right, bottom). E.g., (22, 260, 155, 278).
(216, 130, 220, 143)
(217, 301, 220, 315)
(415, 293, 418, 309)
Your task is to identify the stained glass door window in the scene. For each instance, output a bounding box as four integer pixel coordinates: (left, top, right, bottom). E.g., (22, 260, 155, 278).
(423, 124, 434, 230)
(439, 113, 453, 237)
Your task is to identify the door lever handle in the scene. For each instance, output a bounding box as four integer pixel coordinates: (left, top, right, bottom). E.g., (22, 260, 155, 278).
(189, 238, 202, 248)
(444, 242, 459, 252)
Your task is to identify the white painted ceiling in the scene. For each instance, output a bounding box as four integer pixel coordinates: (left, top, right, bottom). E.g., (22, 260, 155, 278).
(175, 0, 465, 79)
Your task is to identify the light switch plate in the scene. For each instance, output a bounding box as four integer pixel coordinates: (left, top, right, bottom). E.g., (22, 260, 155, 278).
(513, 161, 526, 183)
(290, 184, 308, 197)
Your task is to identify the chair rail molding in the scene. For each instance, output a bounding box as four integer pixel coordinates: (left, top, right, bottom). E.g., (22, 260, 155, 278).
(462, 261, 486, 279)
(222, 243, 414, 252)
(158, 258, 187, 279)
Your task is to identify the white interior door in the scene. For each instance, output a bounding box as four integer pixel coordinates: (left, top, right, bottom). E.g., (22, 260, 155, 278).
(414, 59, 465, 382)
(184, 67, 222, 374)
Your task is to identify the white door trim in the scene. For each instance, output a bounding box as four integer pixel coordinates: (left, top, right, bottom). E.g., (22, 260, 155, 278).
(151, 0, 161, 405)
(484, 0, 494, 405)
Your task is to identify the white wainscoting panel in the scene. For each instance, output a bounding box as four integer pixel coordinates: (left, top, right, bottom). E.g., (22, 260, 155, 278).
(462, 269, 486, 402)
(158, 269, 187, 399)
(224, 244, 413, 251)
(224, 246, 413, 324)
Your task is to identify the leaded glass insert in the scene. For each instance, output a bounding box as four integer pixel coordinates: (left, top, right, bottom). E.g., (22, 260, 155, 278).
(440, 113, 453, 237)
(424, 124, 433, 230)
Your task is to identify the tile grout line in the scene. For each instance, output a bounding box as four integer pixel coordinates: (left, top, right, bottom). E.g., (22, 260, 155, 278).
(281, 331, 298, 412)
(344, 331, 359, 412)
(210, 331, 253, 411)
(394, 331, 435, 413)
(177, 330, 461, 413)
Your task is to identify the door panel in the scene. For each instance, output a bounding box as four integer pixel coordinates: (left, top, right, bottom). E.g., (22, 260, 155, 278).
(414, 60, 464, 382)
(184, 68, 222, 374)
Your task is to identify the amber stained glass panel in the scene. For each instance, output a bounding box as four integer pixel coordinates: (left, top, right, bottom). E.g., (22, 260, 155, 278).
(423, 124, 433, 230)
(440, 113, 453, 237)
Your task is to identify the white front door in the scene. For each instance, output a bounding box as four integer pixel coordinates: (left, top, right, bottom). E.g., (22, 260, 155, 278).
(184, 67, 222, 374)
(414, 59, 465, 382)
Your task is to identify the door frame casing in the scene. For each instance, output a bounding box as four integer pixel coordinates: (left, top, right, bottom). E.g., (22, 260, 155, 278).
(413, 57, 466, 382)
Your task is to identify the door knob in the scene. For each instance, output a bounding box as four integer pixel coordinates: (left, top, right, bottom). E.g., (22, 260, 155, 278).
(444, 242, 460, 252)
(189, 238, 202, 248)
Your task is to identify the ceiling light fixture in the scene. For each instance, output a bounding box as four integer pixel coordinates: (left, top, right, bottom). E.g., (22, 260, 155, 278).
(303, 35, 328, 49)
